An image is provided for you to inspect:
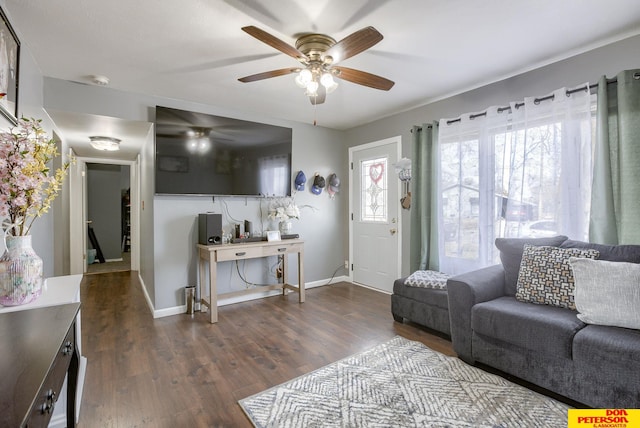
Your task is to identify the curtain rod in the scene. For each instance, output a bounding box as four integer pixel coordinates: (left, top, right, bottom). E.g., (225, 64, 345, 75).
(411, 76, 622, 132)
(446, 83, 596, 125)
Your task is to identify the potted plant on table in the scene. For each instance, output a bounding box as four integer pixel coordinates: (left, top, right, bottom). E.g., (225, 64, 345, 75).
(0, 117, 71, 306)
(267, 197, 300, 235)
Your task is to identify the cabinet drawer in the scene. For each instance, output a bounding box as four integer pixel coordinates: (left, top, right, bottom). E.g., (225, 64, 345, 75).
(26, 322, 76, 427)
(262, 243, 298, 257)
(216, 246, 263, 262)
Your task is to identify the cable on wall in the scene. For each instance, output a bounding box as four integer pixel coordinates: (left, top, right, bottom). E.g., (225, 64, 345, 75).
(323, 264, 347, 286)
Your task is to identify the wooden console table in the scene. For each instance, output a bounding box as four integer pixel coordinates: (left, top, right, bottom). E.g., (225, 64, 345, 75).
(0, 303, 80, 428)
(197, 239, 305, 323)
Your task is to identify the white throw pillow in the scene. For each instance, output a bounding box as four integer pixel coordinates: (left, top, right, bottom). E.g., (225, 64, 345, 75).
(569, 257, 640, 330)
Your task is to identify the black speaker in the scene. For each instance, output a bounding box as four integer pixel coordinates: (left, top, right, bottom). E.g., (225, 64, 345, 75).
(198, 213, 223, 245)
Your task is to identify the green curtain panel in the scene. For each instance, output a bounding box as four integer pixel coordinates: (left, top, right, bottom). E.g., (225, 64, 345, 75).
(590, 69, 640, 244)
(409, 123, 439, 272)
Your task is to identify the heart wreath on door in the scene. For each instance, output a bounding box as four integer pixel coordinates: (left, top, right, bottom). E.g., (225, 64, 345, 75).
(369, 163, 384, 184)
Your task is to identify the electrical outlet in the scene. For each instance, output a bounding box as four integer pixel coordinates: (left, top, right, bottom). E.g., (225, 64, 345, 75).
(344, 260, 349, 269)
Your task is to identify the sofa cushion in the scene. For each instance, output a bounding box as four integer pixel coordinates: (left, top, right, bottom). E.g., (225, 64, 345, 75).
(495, 235, 568, 296)
(560, 239, 640, 263)
(404, 270, 449, 290)
(572, 324, 640, 408)
(471, 296, 585, 358)
(515, 244, 599, 309)
(570, 258, 640, 329)
(573, 324, 640, 372)
(393, 277, 449, 310)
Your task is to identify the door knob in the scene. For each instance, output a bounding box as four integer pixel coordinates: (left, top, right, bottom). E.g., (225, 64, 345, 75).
(390, 228, 397, 235)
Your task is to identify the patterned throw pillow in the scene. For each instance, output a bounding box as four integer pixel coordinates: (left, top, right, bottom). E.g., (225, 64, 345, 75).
(405, 270, 450, 290)
(515, 245, 599, 309)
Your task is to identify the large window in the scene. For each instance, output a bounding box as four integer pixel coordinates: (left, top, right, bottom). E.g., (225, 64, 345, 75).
(437, 87, 594, 274)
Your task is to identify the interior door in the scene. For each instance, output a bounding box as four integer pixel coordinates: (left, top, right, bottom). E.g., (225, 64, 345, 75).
(350, 138, 401, 293)
(69, 155, 87, 274)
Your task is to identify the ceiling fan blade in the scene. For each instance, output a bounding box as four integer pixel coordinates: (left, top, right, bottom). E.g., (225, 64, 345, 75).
(309, 85, 326, 105)
(168, 53, 280, 74)
(238, 68, 299, 83)
(333, 66, 394, 90)
(242, 26, 307, 62)
(324, 26, 383, 64)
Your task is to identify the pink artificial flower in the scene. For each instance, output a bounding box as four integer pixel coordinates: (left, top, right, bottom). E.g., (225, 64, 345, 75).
(12, 191, 26, 205)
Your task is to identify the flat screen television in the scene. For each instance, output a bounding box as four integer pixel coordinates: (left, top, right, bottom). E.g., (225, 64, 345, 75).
(154, 106, 293, 196)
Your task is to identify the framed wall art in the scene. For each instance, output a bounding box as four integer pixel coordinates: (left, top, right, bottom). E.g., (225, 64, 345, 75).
(266, 230, 281, 242)
(0, 6, 19, 125)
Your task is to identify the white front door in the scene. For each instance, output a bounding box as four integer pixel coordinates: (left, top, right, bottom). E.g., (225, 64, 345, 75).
(349, 137, 401, 293)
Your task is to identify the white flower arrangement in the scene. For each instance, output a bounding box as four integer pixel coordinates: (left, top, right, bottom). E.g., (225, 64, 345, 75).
(267, 197, 300, 221)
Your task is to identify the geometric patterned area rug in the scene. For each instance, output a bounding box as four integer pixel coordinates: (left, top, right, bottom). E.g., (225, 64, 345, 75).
(239, 336, 570, 427)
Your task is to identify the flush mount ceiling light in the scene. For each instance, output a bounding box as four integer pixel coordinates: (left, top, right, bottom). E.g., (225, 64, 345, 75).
(89, 136, 121, 151)
(91, 75, 110, 86)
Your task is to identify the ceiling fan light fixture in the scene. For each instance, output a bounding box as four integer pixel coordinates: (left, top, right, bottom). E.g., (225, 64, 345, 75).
(197, 139, 211, 153)
(239, 26, 393, 108)
(305, 80, 319, 96)
(89, 136, 121, 151)
(295, 69, 313, 88)
(320, 72, 338, 93)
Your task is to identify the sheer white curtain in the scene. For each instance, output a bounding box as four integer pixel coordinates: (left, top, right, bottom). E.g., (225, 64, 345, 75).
(437, 85, 593, 275)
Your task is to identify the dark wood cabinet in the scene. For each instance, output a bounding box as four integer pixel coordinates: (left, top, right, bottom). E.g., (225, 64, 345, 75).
(0, 303, 80, 427)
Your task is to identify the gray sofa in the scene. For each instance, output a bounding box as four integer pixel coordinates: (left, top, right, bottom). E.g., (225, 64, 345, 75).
(447, 236, 640, 408)
(392, 277, 450, 336)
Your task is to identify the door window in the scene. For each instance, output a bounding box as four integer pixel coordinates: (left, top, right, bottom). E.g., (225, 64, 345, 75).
(360, 157, 387, 222)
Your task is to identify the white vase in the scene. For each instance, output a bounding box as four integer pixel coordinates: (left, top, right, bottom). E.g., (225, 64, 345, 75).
(0, 235, 44, 306)
(279, 220, 293, 235)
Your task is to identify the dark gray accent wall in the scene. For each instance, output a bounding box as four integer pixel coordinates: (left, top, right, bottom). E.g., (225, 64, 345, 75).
(87, 164, 129, 260)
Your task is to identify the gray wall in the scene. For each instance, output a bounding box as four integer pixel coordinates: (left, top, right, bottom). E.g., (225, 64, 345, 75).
(87, 163, 129, 260)
(346, 34, 640, 276)
(152, 124, 347, 309)
(6, 0, 639, 307)
(42, 78, 348, 311)
(0, 1, 71, 278)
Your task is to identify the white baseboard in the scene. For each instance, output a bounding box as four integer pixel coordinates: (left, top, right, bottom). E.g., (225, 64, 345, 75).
(351, 281, 393, 295)
(150, 274, 351, 319)
(137, 272, 156, 316)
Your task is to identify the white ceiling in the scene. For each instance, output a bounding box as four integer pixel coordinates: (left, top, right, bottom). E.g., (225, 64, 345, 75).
(6, 0, 640, 160)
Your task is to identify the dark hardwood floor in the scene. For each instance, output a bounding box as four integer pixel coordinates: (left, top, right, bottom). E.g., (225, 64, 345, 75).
(78, 272, 454, 427)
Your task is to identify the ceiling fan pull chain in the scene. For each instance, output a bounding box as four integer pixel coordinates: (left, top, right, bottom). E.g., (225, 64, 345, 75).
(313, 96, 318, 126)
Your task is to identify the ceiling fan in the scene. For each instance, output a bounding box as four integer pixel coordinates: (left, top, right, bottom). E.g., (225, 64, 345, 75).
(238, 25, 394, 105)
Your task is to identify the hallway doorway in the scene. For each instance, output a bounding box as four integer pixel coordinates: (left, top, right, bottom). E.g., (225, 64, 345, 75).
(85, 163, 131, 274)
(69, 157, 140, 275)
